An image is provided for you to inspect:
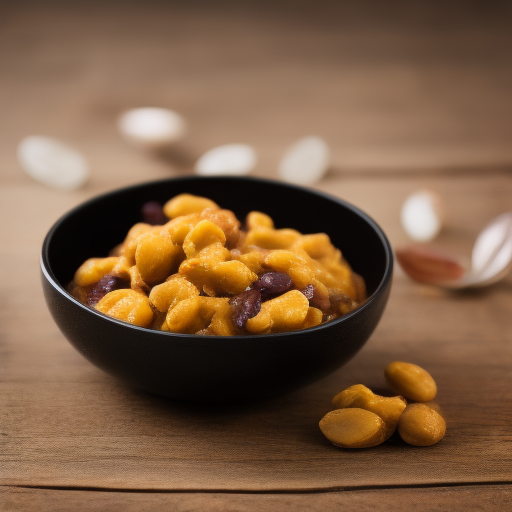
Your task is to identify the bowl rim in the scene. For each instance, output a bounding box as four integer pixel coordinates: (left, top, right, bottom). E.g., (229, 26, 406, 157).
(41, 175, 393, 341)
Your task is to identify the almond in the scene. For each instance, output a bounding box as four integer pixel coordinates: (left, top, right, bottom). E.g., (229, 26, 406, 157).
(395, 244, 466, 285)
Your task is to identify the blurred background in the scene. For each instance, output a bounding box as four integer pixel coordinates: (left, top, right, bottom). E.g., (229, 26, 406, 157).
(1, 0, 512, 190)
(1, 0, 512, 269)
(2, 3, 512, 499)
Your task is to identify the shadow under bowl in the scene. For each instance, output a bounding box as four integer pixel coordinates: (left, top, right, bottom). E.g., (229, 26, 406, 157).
(41, 176, 393, 402)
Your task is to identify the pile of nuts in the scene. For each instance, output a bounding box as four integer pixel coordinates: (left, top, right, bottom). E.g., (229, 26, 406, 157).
(319, 361, 446, 448)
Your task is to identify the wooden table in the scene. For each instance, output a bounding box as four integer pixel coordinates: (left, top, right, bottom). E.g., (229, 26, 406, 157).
(2, 1, 512, 510)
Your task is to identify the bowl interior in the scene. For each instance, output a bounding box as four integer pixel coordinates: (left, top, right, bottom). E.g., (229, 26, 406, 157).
(45, 176, 391, 300)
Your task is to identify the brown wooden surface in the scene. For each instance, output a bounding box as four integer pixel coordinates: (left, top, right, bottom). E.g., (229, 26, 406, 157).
(4, 486, 512, 512)
(1, 1, 512, 510)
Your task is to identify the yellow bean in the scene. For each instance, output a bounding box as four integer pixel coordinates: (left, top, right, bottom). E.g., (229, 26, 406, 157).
(195, 243, 230, 263)
(291, 233, 336, 260)
(264, 250, 315, 288)
(332, 384, 406, 439)
(149, 276, 199, 313)
(111, 256, 131, 279)
(178, 258, 211, 293)
(163, 193, 218, 218)
(160, 213, 200, 245)
(301, 307, 323, 329)
(165, 296, 205, 333)
(208, 299, 238, 336)
(182, 220, 226, 258)
(96, 289, 153, 328)
(246, 211, 274, 230)
(135, 232, 181, 285)
(165, 296, 230, 334)
(208, 261, 257, 295)
(319, 408, 387, 448)
(233, 248, 268, 274)
(385, 361, 437, 402)
(128, 265, 149, 293)
(200, 208, 241, 248)
(245, 290, 309, 334)
(398, 403, 446, 446)
(70, 194, 368, 336)
(245, 227, 301, 250)
(74, 257, 120, 287)
(120, 223, 155, 264)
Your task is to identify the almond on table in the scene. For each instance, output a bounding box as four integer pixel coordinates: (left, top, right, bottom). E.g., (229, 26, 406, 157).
(321, 362, 446, 449)
(384, 361, 437, 402)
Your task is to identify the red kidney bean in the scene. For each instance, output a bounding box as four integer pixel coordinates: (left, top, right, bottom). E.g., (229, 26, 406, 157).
(301, 284, 330, 311)
(230, 289, 262, 328)
(300, 284, 314, 300)
(87, 274, 130, 307)
(253, 272, 293, 300)
(141, 201, 167, 225)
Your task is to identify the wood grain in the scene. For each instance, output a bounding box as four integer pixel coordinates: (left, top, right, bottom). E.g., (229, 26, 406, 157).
(3, 485, 512, 512)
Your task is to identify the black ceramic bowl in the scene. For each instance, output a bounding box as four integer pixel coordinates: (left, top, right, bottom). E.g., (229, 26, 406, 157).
(41, 176, 393, 402)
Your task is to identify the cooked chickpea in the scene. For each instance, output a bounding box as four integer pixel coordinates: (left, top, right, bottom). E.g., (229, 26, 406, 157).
(111, 256, 131, 279)
(74, 257, 120, 287)
(208, 299, 238, 336)
(135, 231, 181, 285)
(70, 194, 365, 335)
(208, 261, 257, 295)
(245, 290, 310, 334)
(200, 208, 241, 248)
(165, 296, 229, 334)
(160, 213, 200, 245)
(178, 247, 248, 295)
(234, 248, 267, 274)
(163, 193, 218, 218)
(291, 233, 336, 260)
(128, 265, 149, 293)
(165, 296, 206, 333)
(96, 289, 153, 328)
(120, 223, 156, 264)
(194, 242, 231, 264)
(246, 211, 274, 230)
(182, 220, 226, 258)
(244, 227, 301, 250)
(302, 307, 323, 329)
(149, 276, 199, 313)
